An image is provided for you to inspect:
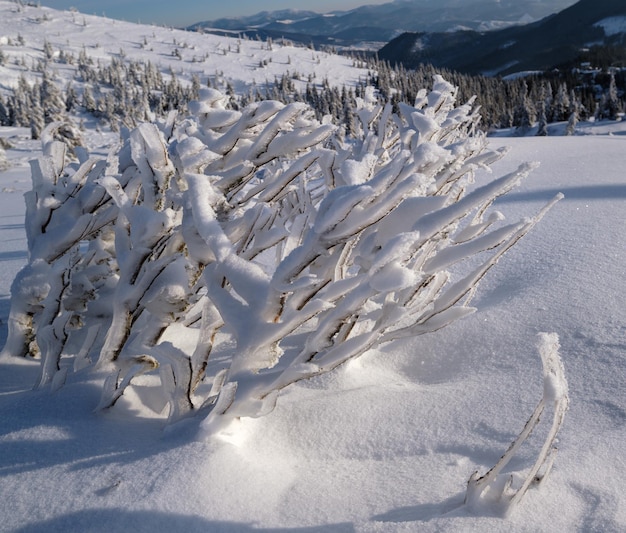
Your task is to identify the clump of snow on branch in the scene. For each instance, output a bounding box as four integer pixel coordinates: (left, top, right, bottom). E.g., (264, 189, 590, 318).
(1, 77, 562, 440)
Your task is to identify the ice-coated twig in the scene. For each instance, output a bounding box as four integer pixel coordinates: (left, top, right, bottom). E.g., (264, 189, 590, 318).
(464, 332, 569, 516)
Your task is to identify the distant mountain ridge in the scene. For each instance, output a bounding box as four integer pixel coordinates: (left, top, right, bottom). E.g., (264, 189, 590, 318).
(196, 10, 319, 31)
(188, 0, 578, 48)
(377, 0, 626, 75)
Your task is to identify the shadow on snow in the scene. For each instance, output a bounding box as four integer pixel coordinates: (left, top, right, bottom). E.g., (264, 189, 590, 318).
(496, 184, 626, 203)
(14, 509, 355, 533)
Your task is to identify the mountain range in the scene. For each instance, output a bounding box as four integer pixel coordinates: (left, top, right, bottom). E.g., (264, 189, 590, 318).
(189, 0, 578, 49)
(377, 0, 626, 75)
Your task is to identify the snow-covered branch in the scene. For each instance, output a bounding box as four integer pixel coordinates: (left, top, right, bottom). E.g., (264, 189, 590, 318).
(465, 333, 569, 516)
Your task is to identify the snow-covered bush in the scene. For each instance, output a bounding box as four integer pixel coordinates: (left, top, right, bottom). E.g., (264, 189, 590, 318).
(2, 77, 561, 439)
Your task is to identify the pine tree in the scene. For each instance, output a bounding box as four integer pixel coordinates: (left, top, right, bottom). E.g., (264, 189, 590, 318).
(40, 70, 66, 124)
(11, 75, 33, 127)
(43, 39, 54, 61)
(0, 94, 9, 126)
(0, 142, 9, 171)
(514, 81, 536, 133)
(566, 108, 579, 136)
(30, 96, 44, 139)
(536, 104, 548, 136)
(552, 83, 570, 122)
(64, 82, 78, 112)
(81, 85, 96, 113)
(605, 72, 622, 120)
(536, 81, 550, 136)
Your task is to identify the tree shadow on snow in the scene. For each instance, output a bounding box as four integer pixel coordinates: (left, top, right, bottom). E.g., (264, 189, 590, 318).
(0, 364, 203, 476)
(15, 509, 355, 533)
(0, 249, 28, 262)
(0, 222, 27, 232)
(0, 366, 353, 531)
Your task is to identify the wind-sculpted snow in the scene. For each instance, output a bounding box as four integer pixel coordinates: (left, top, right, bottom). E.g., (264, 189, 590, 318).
(1, 77, 566, 512)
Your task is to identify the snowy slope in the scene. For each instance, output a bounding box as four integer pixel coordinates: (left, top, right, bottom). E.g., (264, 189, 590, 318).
(0, 1, 368, 97)
(0, 1, 625, 532)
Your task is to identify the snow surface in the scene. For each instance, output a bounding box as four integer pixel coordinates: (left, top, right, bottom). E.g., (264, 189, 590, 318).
(1, 1, 626, 531)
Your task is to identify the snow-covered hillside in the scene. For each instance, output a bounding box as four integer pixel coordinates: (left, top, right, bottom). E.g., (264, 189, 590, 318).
(0, 1, 625, 532)
(0, 0, 368, 97)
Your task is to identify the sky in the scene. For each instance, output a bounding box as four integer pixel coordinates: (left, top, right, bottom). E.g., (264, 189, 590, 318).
(38, 1, 395, 27)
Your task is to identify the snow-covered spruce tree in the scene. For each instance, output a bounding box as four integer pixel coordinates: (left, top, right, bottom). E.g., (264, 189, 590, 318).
(2, 78, 561, 436)
(0, 142, 9, 172)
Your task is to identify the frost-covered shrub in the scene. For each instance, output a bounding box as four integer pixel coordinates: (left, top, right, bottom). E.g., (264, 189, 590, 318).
(2, 78, 561, 437)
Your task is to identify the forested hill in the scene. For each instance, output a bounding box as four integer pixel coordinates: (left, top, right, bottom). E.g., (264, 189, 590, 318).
(377, 0, 626, 76)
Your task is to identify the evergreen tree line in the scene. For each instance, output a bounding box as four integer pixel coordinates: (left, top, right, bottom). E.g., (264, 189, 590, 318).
(228, 57, 626, 135)
(360, 57, 626, 132)
(0, 40, 625, 141)
(0, 46, 202, 138)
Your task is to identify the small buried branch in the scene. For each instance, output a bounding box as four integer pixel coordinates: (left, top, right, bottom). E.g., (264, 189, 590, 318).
(465, 332, 569, 516)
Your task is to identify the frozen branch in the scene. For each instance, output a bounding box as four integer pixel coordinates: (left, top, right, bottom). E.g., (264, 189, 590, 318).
(465, 333, 569, 516)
